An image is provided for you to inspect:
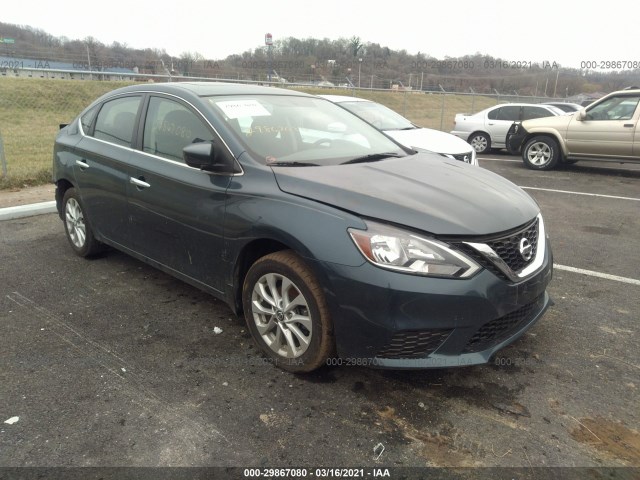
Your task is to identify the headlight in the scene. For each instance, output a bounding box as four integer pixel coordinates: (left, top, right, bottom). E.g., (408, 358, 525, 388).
(349, 221, 481, 278)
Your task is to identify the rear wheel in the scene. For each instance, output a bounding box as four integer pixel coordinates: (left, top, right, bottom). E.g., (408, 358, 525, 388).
(242, 250, 334, 372)
(522, 136, 560, 170)
(468, 132, 491, 154)
(62, 188, 103, 257)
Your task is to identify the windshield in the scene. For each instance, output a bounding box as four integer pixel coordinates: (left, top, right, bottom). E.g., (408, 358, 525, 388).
(206, 95, 407, 166)
(338, 100, 415, 131)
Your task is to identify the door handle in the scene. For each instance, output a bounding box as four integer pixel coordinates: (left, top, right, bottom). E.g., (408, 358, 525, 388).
(129, 177, 151, 189)
(75, 160, 89, 169)
(623, 123, 634, 128)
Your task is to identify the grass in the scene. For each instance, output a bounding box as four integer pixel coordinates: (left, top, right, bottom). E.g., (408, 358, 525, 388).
(0, 77, 135, 189)
(0, 77, 499, 189)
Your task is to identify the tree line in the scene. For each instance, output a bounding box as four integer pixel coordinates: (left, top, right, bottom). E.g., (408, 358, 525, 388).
(1, 22, 638, 95)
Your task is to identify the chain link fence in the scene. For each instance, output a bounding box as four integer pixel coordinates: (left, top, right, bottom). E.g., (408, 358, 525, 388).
(0, 68, 566, 188)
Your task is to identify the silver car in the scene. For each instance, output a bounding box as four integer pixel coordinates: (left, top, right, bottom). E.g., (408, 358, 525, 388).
(322, 95, 478, 166)
(451, 103, 565, 154)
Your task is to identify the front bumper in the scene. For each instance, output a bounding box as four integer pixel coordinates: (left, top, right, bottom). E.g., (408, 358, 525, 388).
(317, 241, 553, 369)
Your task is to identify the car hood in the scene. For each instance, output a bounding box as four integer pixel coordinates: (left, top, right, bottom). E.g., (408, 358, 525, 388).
(522, 113, 573, 131)
(272, 154, 538, 236)
(385, 128, 472, 155)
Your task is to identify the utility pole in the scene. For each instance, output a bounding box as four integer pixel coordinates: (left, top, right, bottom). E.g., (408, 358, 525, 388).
(265, 33, 273, 83)
(86, 44, 93, 80)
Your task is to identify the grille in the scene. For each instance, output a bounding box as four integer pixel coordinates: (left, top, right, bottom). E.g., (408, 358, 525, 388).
(453, 217, 540, 281)
(486, 218, 539, 273)
(463, 295, 544, 353)
(376, 329, 452, 359)
(456, 243, 507, 280)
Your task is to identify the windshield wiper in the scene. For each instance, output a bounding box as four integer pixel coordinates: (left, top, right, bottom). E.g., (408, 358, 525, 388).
(341, 152, 404, 165)
(268, 161, 320, 167)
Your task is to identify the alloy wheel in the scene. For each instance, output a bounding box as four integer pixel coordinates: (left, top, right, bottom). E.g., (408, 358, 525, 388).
(526, 142, 552, 166)
(470, 135, 488, 153)
(65, 197, 86, 249)
(251, 273, 312, 358)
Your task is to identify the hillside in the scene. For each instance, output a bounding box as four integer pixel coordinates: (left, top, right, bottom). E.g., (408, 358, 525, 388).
(2, 22, 640, 95)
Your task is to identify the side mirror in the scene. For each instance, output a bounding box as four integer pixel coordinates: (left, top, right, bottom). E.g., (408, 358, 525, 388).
(183, 142, 240, 174)
(576, 109, 587, 121)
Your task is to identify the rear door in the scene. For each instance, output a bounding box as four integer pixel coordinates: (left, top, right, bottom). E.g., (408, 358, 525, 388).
(566, 94, 640, 157)
(126, 94, 231, 293)
(487, 105, 522, 147)
(73, 94, 142, 247)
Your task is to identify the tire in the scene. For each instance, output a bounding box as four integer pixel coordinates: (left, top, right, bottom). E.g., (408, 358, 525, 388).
(468, 132, 491, 154)
(242, 250, 335, 373)
(522, 136, 560, 170)
(62, 188, 103, 257)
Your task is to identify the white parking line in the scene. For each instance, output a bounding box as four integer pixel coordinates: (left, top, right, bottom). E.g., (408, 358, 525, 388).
(554, 264, 640, 286)
(479, 157, 521, 163)
(521, 186, 640, 202)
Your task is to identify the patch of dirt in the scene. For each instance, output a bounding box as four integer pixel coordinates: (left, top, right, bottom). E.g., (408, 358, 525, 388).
(570, 416, 640, 465)
(0, 184, 55, 208)
(259, 412, 288, 428)
(377, 406, 484, 467)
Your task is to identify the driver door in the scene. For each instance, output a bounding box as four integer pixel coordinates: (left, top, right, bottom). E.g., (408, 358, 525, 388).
(566, 95, 640, 157)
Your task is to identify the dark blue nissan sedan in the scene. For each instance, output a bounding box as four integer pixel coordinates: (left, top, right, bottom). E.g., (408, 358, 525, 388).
(53, 82, 553, 372)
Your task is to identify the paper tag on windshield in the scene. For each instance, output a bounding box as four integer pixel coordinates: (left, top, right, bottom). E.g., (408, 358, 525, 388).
(216, 100, 271, 119)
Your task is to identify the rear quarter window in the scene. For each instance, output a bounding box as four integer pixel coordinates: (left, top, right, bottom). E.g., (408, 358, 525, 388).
(80, 104, 99, 135)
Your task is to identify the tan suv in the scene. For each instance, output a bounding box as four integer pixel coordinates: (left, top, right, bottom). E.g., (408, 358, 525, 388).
(507, 88, 640, 170)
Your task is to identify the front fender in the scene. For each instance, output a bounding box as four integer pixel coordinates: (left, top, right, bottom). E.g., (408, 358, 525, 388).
(520, 121, 570, 157)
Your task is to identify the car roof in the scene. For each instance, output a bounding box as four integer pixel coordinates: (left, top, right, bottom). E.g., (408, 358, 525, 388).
(490, 103, 558, 108)
(544, 102, 582, 107)
(319, 94, 371, 104)
(105, 81, 313, 98)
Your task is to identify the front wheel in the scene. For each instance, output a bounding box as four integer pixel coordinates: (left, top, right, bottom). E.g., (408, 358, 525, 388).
(522, 136, 560, 170)
(242, 250, 334, 372)
(62, 188, 103, 257)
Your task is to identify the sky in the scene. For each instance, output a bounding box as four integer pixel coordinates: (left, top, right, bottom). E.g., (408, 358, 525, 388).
(2, 0, 638, 70)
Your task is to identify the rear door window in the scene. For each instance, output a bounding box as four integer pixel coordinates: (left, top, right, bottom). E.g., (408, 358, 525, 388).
(495, 106, 522, 121)
(92, 96, 141, 147)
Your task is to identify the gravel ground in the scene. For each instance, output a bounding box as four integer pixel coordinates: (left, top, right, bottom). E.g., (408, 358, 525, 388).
(1, 155, 638, 478)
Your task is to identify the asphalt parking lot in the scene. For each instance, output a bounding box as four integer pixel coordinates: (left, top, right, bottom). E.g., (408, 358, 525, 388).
(1, 154, 639, 476)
